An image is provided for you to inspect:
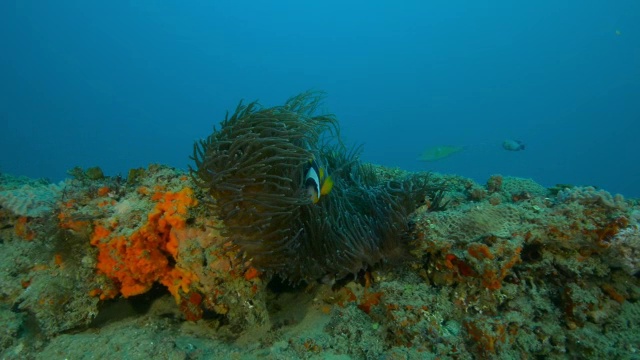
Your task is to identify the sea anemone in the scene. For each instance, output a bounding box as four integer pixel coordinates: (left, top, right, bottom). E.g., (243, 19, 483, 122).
(191, 91, 428, 283)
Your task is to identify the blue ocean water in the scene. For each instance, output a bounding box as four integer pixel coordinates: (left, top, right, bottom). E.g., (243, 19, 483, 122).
(1, 1, 638, 197)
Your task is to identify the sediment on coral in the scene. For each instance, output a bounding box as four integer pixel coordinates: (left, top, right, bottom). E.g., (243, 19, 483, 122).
(190, 91, 428, 282)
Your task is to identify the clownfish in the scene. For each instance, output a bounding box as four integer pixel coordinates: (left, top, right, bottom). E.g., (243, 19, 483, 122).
(304, 158, 333, 203)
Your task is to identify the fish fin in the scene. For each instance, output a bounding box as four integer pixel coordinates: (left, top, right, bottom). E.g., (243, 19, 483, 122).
(320, 175, 333, 196)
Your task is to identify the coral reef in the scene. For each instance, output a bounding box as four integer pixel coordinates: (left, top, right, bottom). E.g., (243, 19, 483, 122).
(0, 178, 63, 218)
(1, 162, 639, 359)
(605, 224, 640, 276)
(0, 95, 639, 359)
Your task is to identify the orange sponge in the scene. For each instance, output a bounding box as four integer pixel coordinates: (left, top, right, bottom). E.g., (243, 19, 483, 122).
(91, 187, 198, 298)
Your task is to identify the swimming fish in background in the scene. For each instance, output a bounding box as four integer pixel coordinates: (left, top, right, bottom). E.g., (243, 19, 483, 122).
(417, 145, 465, 162)
(304, 158, 333, 203)
(502, 139, 526, 151)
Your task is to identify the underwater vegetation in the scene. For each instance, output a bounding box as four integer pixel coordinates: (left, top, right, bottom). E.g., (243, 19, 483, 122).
(190, 91, 429, 283)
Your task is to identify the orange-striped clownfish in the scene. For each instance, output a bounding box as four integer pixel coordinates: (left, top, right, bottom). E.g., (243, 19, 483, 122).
(304, 158, 333, 204)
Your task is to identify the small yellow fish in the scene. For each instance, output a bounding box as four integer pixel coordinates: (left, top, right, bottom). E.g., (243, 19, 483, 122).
(615, 29, 621, 36)
(417, 145, 465, 162)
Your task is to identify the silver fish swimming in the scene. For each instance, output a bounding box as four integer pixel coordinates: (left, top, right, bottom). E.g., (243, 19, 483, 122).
(502, 139, 525, 151)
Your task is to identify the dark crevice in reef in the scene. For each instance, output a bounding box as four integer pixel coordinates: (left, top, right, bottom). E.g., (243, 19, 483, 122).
(90, 283, 169, 328)
(267, 275, 307, 294)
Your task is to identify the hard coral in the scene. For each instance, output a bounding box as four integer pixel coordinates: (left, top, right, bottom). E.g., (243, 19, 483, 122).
(606, 224, 640, 276)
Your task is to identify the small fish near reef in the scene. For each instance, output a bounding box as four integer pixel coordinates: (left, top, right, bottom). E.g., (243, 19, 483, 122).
(304, 157, 333, 203)
(417, 145, 465, 162)
(502, 139, 525, 152)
